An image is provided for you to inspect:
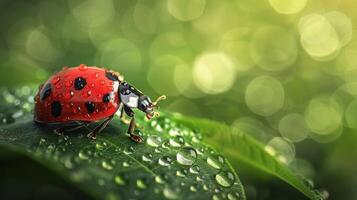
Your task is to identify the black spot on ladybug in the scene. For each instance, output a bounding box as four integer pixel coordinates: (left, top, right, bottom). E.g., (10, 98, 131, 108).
(105, 72, 119, 81)
(40, 83, 52, 101)
(103, 93, 111, 103)
(74, 77, 87, 90)
(85, 102, 95, 114)
(51, 101, 62, 118)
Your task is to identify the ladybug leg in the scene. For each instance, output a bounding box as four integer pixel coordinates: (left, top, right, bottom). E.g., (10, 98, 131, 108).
(87, 115, 114, 139)
(123, 106, 143, 143)
(120, 105, 131, 125)
(128, 116, 143, 143)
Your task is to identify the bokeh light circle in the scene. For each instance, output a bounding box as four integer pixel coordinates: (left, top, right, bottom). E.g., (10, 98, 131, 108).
(174, 64, 206, 98)
(268, 0, 307, 14)
(26, 29, 55, 62)
(279, 113, 308, 142)
(147, 55, 183, 96)
(304, 96, 342, 135)
(324, 11, 352, 48)
(250, 26, 297, 71)
(345, 100, 357, 130)
(167, 0, 206, 21)
(245, 76, 285, 116)
(193, 52, 236, 94)
(133, 3, 157, 34)
(299, 14, 340, 59)
(220, 28, 255, 72)
(265, 137, 295, 164)
(97, 38, 142, 78)
(68, 0, 114, 28)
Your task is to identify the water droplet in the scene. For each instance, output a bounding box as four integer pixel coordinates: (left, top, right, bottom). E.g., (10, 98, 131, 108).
(158, 156, 172, 167)
(147, 135, 162, 147)
(176, 147, 197, 166)
(190, 185, 197, 192)
(163, 187, 178, 199)
(124, 146, 134, 155)
(52, 76, 61, 85)
(155, 175, 165, 184)
(169, 136, 185, 147)
(161, 140, 171, 149)
(64, 158, 73, 169)
(303, 178, 315, 188)
(207, 155, 224, 169)
(92, 72, 99, 79)
(136, 179, 147, 189)
(215, 171, 234, 188)
(189, 165, 200, 174)
(78, 150, 89, 160)
(102, 160, 114, 170)
(79, 64, 88, 71)
(142, 153, 153, 162)
(169, 128, 180, 136)
(82, 90, 92, 98)
(203, 184, 209, 191)
(176, 169, 187, 177)
(122, 161, 131, 167)
(114, 175, 125, 186)
(227, 192, 239, 200)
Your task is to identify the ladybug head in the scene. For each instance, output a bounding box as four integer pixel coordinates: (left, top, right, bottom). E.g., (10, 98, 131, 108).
(119, 82, 166, 119)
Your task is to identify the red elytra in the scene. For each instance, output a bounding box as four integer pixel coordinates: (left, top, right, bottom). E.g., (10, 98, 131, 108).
(34, 65, 120, 122)
(34, 64, 166, 143)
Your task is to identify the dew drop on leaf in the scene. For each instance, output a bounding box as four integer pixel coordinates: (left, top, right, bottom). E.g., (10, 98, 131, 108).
(114, 175, 126, 186)
(207, 155, 224, 169)
(102, 160, 114, 170)
(78, 150, 89, 160)
(176, 169, 187, 177)
(176, 147, 197, 166)
(146, 135, 162, 147)
(155, 175, 165, 184)
(136, 179, 147, 189)
(215, 171, 235, 188)
(169, 135, 185, 147)
(190, 185, 197, 192)
(189, 165, 200, 174)
(124, 146, 134, 155)
(158, 156, 172, 166)
(142, 153, 153, 162)
(163, 187, 178, 200)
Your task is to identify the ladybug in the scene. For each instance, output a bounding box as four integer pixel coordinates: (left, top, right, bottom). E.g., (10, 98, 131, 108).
(34, 64, 166, 143)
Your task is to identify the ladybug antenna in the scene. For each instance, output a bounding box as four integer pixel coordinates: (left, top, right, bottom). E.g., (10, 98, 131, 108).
(152, 95, 166, 108)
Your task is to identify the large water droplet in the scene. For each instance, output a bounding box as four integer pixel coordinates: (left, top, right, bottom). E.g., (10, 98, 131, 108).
(176, 147, 197, 166)
(215, 171, 235, 188)
(207, 155, 224, 169)
(147, 135, 162, 147)
(158, 156, 172, 167)
(169, 136, 185, 147)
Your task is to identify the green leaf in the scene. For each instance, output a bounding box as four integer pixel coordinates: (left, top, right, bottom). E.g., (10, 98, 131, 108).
(0, 87, 245, 200)
(171, 113, 325, 200)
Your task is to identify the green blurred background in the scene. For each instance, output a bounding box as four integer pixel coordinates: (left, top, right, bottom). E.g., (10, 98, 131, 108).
(0, 0, 357, 199)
